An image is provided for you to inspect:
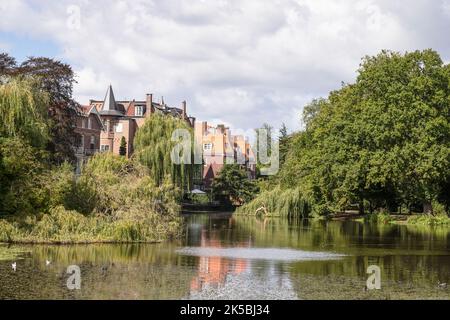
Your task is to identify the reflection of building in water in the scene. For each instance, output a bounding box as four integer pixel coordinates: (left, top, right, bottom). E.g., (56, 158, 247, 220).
(190, 230, 249, 292)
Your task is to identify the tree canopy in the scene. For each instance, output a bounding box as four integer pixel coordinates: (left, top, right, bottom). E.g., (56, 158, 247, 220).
(0, 53, 80, 164)
(212, 164, 259, 206)
(245, 49, 450, 217)
(133, 114, 193, 190)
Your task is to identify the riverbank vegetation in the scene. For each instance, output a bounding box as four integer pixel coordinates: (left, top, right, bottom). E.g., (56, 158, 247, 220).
(211, 164, 259, 207)
(240, 50, 450, 223)
(0, 151, 183, 244)
(0, 53, 184, 243)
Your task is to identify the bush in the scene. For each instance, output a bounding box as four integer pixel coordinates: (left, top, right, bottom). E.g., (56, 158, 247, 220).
(407, 214, 450, 226)
(364, 211, 393, 224)
(0, 153, 183, 243)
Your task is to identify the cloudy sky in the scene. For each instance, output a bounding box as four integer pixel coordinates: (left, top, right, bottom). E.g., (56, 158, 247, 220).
(1, 0, 450, 134)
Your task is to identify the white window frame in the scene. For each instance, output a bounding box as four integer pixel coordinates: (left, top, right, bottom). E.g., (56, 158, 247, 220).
(203, 143, 213, 151)
(115, 123, 123, 133)
(135, 106, 144, 117)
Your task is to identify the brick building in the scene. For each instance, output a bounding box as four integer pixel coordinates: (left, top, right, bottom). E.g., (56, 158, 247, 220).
(74, 105, 104, 173)
(88, 85, 195, 157)
(194, 121, 256, 189)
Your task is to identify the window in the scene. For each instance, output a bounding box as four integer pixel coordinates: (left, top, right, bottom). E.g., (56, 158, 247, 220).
(100, 145, 110, 152)
(81, 119, 86, 129)
(88, 118, 92, 129)
(115, 123, 123, 133)
(135, 106, 144, 117)
(203, 143, 213, 151)
(90, 136, 95, 149)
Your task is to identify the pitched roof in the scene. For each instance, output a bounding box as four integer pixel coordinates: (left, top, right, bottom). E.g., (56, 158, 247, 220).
(99, 85, 123, 116)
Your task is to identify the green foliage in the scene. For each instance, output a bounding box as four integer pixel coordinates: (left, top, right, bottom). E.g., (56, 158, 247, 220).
(1, 53, 81, 164)
(0, 153, 183, 243)
(0, 137, 48, 215)
(364, 211, 394, 224)
(0, 205, 182, 244)
(212, 164, 259, 206)
(246, 49, 450, 219)
(119, 136, 127, 156)
(185, 193, 210, 205)
(279, 123, 290, 169)
(134, 114, 193, 190)
(0, 78, 49, 148)
(407, 214, 450, 226)
(236, 186, 311, 218)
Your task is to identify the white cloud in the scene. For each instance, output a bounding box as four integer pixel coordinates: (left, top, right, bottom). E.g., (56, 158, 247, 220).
(1, 0, 450, 132)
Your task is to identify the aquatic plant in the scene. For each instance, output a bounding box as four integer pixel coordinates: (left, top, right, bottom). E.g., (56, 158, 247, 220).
(407, 214, 450, 226)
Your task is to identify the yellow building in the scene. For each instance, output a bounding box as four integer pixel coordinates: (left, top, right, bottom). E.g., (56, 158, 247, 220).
(194, 121, 256, 189)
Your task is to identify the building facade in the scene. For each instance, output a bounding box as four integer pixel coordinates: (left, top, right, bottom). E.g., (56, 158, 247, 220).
(74, 105, 104, 173)
(194, 121, 256, 189)
(89, 85, 195, 158)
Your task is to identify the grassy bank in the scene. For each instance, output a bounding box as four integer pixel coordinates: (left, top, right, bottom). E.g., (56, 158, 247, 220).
(0, 206, 182, 244)
(0, 153, 183, 244)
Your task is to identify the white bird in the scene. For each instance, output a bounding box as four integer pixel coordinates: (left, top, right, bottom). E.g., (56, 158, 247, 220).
(438, 281, 447, 289)
(46, 260, 51, 266)
(11, 262, 16, 272)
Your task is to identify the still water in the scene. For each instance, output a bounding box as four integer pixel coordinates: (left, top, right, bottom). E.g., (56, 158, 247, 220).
(0, 213, 449, 300)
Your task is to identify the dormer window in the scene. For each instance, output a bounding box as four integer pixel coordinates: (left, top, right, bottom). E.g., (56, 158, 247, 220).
(135, 106, 144, 117)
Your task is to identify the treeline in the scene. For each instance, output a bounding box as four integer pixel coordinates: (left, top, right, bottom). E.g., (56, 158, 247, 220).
(0, 53, 188, 243)
(240, 50, 450, 218)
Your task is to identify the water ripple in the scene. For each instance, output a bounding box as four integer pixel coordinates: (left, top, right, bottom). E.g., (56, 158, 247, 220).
(176, 247, 346, 261)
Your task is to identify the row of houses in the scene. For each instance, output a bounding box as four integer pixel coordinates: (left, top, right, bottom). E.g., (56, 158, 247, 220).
(74, 85, 256, 189)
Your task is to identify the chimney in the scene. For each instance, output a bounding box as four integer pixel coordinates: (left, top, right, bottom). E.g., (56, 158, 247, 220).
(182, 101, 187, 119)
(146, 94, 153, 117)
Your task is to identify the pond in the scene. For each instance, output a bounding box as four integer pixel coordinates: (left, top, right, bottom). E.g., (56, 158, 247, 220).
(0, 213, 449, 300)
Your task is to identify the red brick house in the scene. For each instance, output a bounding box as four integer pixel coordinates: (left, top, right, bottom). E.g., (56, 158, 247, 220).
(89, 85, 195, 157)
(74, 105, 104, 173)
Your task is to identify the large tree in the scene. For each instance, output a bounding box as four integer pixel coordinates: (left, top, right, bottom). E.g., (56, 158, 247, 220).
(212, 164, 259, 206)
(0, 53, 80, 164)
(266, 50, 450, 216)
(134, 114, 193, 190)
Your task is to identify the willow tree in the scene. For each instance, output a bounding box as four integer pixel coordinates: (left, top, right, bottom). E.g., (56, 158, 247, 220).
(133, 114, 193, 191)
(0, 78, 49, 147)
(0, 78, 50, 215)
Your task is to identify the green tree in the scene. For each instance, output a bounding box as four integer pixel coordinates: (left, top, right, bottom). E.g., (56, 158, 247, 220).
(0, 53, 81, 164)
(279, 123, 289, 168)
(0, 78, 49, 147)
(212, 164, 259, 206)
(119, 136, 127, 156)
(134, 114, 193, 190)
(244, 49, 450, 217)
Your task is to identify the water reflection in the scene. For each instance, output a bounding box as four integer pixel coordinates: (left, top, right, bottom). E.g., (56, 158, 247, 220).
(0, 213, 449, 300)
(188, 229, 249, 294)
